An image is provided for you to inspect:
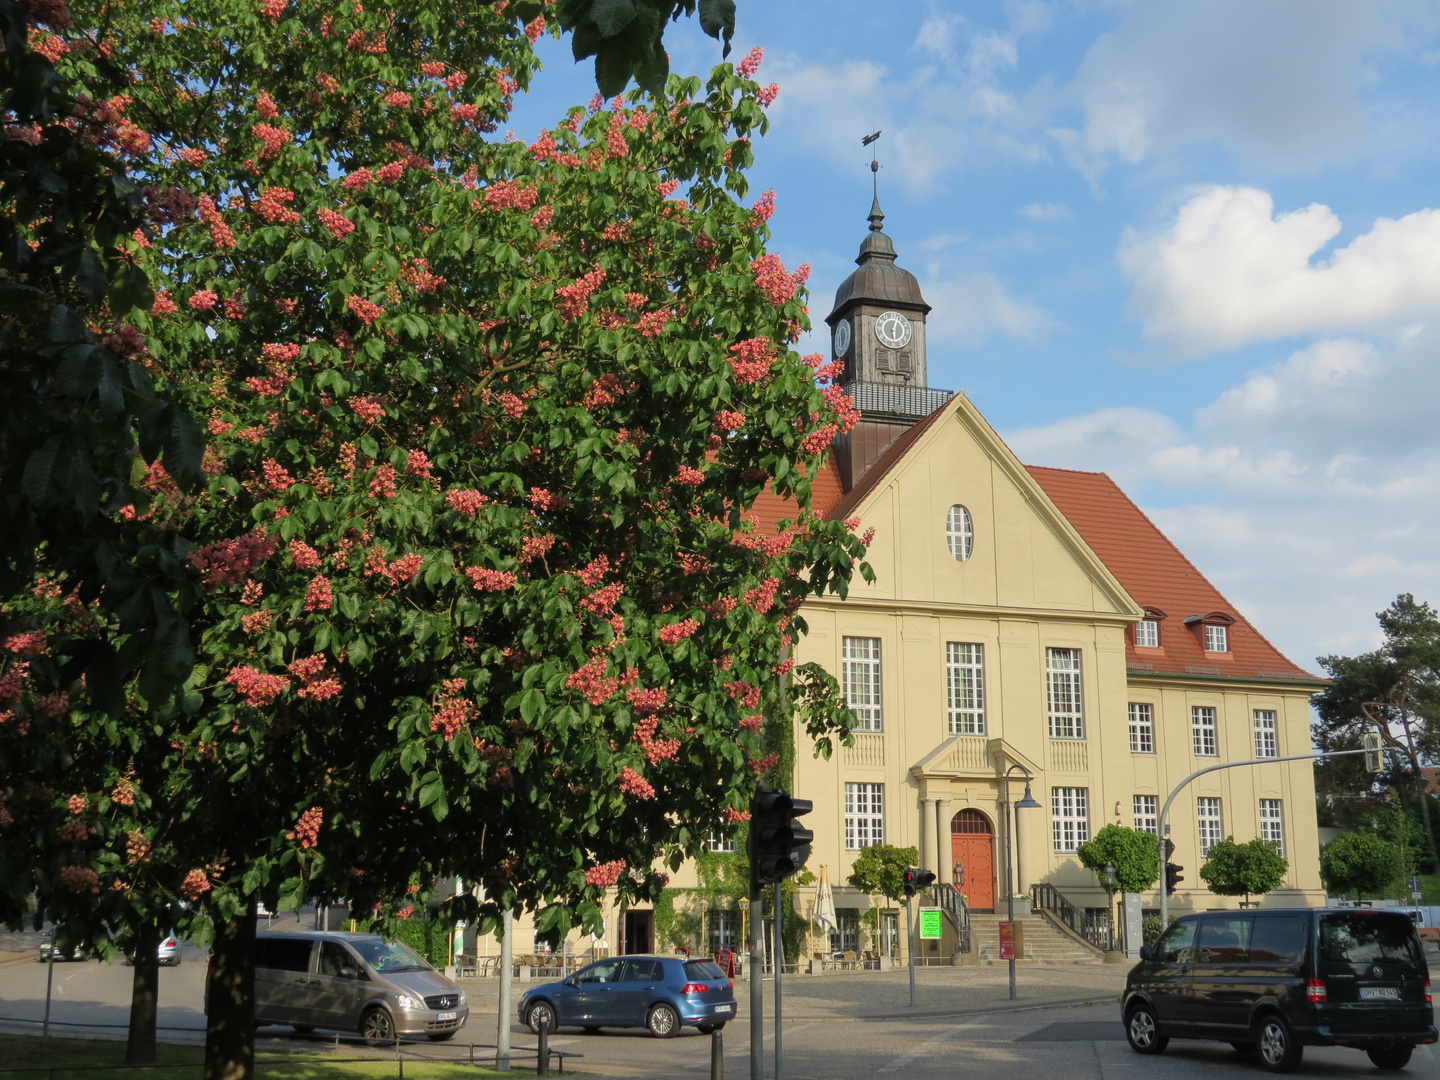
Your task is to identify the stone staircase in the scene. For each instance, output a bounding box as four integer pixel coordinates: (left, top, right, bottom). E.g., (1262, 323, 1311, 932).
(967, 913, 1106, 965)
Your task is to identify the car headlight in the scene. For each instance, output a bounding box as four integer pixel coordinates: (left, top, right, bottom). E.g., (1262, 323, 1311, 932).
(458, 994, 467, 1006)
(395, 994, 420, 1010)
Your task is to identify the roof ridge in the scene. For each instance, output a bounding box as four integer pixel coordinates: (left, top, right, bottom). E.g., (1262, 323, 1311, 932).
(1025, 466, 1318, 681)
(825, 399, 953, 522)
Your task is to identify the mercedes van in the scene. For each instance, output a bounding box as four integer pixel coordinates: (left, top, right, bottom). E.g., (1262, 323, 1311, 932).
(241, 931, 468, 1045)
(1122, 908, 1436, 1073)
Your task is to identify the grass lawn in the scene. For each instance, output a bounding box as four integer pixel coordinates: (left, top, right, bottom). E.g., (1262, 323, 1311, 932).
(0, 1035, 533, 1080)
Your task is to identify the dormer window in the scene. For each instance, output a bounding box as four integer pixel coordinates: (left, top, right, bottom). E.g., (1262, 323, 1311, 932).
(1135, 620, 1159, 648)
(1185, 612, 1234, 653)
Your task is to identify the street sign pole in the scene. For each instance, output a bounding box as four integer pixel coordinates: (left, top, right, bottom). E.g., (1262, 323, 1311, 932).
(774, 880, 784, 1080)
(1157, 746, 1377, 929)
(906, 894, 915, 1008)
(749, 879, 763, 1080)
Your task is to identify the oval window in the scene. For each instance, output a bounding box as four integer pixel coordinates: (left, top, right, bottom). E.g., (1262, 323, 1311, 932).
(946, 505, 973, 561)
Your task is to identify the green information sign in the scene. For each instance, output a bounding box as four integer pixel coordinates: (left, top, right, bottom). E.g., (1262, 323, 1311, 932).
(918, 908, 942, 940)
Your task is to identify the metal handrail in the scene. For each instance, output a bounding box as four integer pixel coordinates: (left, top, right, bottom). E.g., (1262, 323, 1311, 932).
(1031, 883, 1114, 951)
(841, 381, 954, 419)
(928, 883, 971, 954)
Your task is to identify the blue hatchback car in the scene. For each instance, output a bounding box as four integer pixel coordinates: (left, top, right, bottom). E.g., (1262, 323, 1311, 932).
(519, 955, 736, 1038)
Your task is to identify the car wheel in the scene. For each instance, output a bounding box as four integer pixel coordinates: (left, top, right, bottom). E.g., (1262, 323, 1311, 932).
(361, 1007, 397, 1047)
(525, 1000, 556, 1035)
(1255, 1013, 1304, 1073)
(1124, 1002, 1168, 1055)
(647, 1003, 679, 1039)
(427, 1032, 456, 1042)
(1367, 1044, 1413, 1071)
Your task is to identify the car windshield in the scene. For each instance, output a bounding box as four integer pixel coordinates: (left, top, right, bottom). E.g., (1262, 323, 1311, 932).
(1319, 914, 1421, 967)
(349, 938, 431, 973)
(684, 960, 726, 980)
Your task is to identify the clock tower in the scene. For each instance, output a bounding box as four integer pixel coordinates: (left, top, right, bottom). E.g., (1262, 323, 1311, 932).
(825, 197, 952, 490)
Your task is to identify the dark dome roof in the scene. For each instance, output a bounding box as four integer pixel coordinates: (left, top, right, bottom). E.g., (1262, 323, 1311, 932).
(826, 197, 930, 324)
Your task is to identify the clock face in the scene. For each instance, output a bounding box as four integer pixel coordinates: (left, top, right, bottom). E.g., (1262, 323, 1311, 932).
(833, 319, 851, 358)
(874, 311, 912, 350)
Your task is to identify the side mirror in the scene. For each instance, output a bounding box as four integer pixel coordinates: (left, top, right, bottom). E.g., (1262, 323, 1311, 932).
(338, 966, 358, 979)
(1138, 945, 1153, 962)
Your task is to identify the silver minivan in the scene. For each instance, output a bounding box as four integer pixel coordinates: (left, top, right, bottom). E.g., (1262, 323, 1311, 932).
(249, 931, 468, 1045)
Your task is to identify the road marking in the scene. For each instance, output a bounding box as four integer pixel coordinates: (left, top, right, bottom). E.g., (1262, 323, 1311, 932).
(877, 1013, 989, 1073)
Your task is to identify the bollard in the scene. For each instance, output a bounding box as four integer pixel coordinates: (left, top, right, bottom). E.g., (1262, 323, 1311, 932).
(537, 1016, 550, 1077)
(710, 1027, 724, 1080)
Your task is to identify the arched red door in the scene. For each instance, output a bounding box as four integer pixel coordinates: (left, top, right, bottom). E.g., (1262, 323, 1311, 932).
(950, 809, 995, 913)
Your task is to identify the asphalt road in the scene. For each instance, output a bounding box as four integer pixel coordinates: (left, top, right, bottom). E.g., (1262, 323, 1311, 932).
(2, 944, 1439, 1079)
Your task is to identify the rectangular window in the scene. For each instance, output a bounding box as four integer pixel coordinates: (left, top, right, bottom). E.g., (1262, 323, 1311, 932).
(1254, 710, 1279, 758)
(842, 637, 883, 732)
(1205, 624, 1229, 652)
(1192, 706, 1218, 756)
(1129, 703, 1155, 754)
(1135, 620, 1160, 648)
(1133, 794, 1158, 834)
(845, 782, 884, 850)
(1198, 797, 1223, 857)
(1260, 799, 1285, 857)
(1051, 786, 1090, 852)
(946, 642, 986, 735)
(706, 833, 736, 854)
(1046, 648, 1085, 739)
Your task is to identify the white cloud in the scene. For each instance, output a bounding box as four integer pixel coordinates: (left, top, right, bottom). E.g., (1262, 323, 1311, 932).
(1119, 186, 1440, 350)
(1065, 0, 1408, 173)
(922, 271, 1059, 346)
(1018, 201, 1071, 221)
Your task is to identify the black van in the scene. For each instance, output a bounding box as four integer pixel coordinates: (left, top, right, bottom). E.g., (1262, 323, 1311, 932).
(1122, 908, 1436, 1072)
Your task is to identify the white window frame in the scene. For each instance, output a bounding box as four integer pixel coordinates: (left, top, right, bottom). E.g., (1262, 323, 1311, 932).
(946, 505, 973, 561)
(1135, 619, 1160, 648)
(946, 642, 985, 735)
(845, 782, 885, 850)
(1204, 624, 1229, 652)
(1259, 799, 1285, 858)
(1197, 797, 1223, 857)
(1253, 709, 1279, 759)
(1192, 706, 1218, 757)
(1133, 794, 1158, 834)
(1046, 648, 1085, 740)
(1051, 786, 1089, 852)
(1129, 703, 1155, 754)
(842, 636, 883, 732)
(706, 833, 737, 854)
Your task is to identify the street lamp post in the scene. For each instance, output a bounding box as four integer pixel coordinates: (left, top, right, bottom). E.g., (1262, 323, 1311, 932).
(1102, 862, 1117, 952)
(1002, 765, 1043, 1002)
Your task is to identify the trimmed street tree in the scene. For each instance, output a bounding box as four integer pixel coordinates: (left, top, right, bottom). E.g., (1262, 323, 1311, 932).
(14, 4, 863, 1080)
(1197, 836, 1288, 905)
(1076, 824, 1160, 894)
(1320, 831, 1406, 901)
(847, 842, 918, 951)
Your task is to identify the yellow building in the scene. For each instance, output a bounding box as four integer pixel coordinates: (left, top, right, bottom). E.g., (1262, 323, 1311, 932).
(471, 201, 1325, 965)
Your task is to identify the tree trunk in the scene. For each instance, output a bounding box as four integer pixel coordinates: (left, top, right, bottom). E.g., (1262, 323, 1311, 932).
(1408, 751, 1440, 875)
(204, 904, 256, 1080)
(126, 924, 160, 1064)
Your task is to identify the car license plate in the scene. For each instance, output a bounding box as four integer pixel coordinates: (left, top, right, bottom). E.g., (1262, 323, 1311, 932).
(715, 1004, 734, 1013)
(1360, 987, 1400, 1000)
(436, 1011, 458, 1021)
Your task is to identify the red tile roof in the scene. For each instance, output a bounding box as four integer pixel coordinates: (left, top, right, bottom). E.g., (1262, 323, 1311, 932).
(748, 456, 845, 532)
(1026, 466, 1321, 684)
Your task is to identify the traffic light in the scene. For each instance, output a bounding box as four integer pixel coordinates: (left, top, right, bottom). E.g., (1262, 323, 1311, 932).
(1363, 731, 1384, 774)
(902, 866, 937, 898)
(1165, 862, 1184, 895)
(749, 784, 814, 885)
(1162, 838, 1182, 895)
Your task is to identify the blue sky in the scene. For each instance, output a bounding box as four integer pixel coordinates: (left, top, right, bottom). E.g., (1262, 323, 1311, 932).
(510, 0, 1440, 673)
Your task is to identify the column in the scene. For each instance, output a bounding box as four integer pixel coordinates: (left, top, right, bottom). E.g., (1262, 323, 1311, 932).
(935, 798, 952, 883)
(919, 797, 935, 874)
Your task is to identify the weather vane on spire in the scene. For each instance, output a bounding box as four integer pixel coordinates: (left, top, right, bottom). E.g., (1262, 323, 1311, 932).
(862, 130, 882, 198)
